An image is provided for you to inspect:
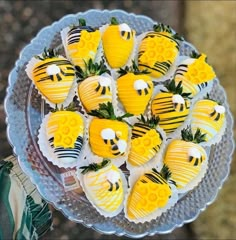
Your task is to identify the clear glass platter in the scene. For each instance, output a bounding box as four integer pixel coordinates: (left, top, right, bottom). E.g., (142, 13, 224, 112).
(5, 9, 235, 238)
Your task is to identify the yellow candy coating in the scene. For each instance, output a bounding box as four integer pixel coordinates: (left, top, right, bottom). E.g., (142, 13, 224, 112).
(164, 140, 206, 189)
(78, 76, 112, 112)
(46, 111, 84, 148)
(191, 99, 225, 141)
(102, 25, 135, 68)
(128, 124, 162, 166)
(117, 73, 153, 115)
(89, 118, 129, 158)
(84, 164, 124, 213)
(138, 32, 179, 78)
(151, 92, 190, 134)
(67, 29, 101, 70)
(127, 170, 171, 220)
(174, 54, 216, 96)
(183, 54, 216, 84)
(32, 57, 75, 104)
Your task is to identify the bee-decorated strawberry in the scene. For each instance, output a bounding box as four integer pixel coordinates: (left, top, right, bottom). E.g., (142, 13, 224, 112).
(102, 17, 136, 68)
(128, 115, 163, 167)
(38, 103, 84, 168)
(151, 80, 191, 134)
(138, 23, 183, 79)
(78, 159, 127, 217)
(88, 102, 132, 159)
(163, 126, 208, 193)
(117, 61, 153, 115)
(125, 165, 177, 222)
(76, 59, 113, 112)
(26, 48, 76, 106)
(174, 51, 216, 97)
(61, 18, 101, 70)
(190, 95, 226, 144)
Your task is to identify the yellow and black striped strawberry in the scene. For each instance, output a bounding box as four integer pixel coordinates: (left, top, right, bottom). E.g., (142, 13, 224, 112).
(117, 61, 153, 115)
(126, 165, 174, 222)
(26, 49, 75, 104)
(102, 17, 136, 68)
(88, 102, 132, 158)
(61, 18, 101, 70)
(174, 51, 216, 97)
(138, 23, 183, 78)
(128, 115, 163, 166)
(76, 59, 112, 112)
(79, 159, 125, 216)
(151, 80, 191, 134)
(163, 126, 207, 191)
(26, 48, 75, 105)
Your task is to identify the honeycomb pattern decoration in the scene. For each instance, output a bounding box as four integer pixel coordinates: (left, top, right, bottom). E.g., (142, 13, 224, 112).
(183, 54, 216, 84)
(67, 29, 101, 69)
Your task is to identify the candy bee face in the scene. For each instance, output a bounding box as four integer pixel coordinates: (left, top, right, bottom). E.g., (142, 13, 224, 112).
(46, 111, 84, 163)
(117, 73, 153, 115)
(78, 75, 112, 112)
(191, 99, 226, 142)
(151, 92, 190, 134)
(174, 54, 216, 97)
(102, 19, 136, 68)
(164, 139, 207, 190)
(128, 122, 162, 166)
(81, 161, 125, 215)
(28, 55, 75, 104)
(127, 169, 172, 221)
(89, 118, 129, 158)
(138, 30, 180, 78)
(63, 22, 101, 70)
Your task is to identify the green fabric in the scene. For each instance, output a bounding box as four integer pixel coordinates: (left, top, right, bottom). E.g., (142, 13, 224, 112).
(0, 159, 52, 239)
(0, 160, 14, 239)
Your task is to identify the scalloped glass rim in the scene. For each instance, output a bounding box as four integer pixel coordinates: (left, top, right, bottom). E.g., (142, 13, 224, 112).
(4, 9, 235, 238)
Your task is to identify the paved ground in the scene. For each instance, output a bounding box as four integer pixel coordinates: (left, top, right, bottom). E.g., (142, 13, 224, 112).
(0, 1, 235, 239)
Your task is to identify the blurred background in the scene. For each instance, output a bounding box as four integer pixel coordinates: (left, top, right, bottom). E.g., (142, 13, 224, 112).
(0, 1, 235, 239)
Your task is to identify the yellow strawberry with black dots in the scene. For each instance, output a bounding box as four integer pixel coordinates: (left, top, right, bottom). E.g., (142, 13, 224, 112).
(138, 23, 183, 78)
(174, 51, 216, 97)
(76, 59, 112, 112)
(26, 48, 75, 105)
(164, 126, 207, 191)
(117, 61, 153, 115)
(45, 103, 84, 163)
(102, 17, 136, 68)
(128, 115, 163, 167)
(88, 102, 132, 158)
(61, 18, 101, 70)
(79, 159, 125, 216)
(151, 80, 191, 134)
(191, 96, 226, 142)
(126, 165, 173, 221)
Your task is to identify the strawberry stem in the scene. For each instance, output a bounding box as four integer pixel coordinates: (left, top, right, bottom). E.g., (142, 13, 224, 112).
(80, 159, 110, 174)
(88, 102, 133, 122)
(79, 18, 86, 26)
(110, 17, 119, 25)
